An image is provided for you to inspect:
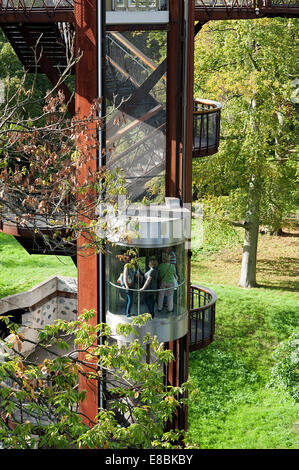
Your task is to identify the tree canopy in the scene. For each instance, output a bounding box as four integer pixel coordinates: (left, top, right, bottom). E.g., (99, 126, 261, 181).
(0, 311, 188, 449)
(193, 18, 298, 287)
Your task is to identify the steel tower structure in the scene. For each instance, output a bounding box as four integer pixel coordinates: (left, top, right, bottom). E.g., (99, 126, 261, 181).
(0, 0, 298, 431)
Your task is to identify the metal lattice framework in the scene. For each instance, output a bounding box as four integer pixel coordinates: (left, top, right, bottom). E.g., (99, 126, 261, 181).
(0, 0, 298, 14)
(0, 1, 73, 11)
(194, 0, 299, 20)
(195, 0, 298, 7)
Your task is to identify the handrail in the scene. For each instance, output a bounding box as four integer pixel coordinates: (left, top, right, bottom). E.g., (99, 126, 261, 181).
(189, 283, 218, 312)
(189, 284, 217, 352)
(193, 98, 222, 115)
(193, 98, 222, 158)
(195, 0, 299, 8)
(109, 278, 185, 318)
(0, 1, 74, 11)
(109, 279, 185, 293)
(0, 0, 297, 16)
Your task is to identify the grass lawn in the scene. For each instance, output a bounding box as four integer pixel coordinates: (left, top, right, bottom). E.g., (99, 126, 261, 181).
(0, 232, 77, 299)
(0, 227, 298, 449)
(188, 228, 299, 448)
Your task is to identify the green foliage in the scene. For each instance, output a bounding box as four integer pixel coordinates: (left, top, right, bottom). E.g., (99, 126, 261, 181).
(0, 29, 54, 120)
(187, 284, 299, 449)
(267, 331, 299, 403)
(193, 18, 298, 231)
(189, 220, 298, 448)
(131, 30, 167, 63)
(0, 311, 188, 449)
(191, 199, 243, 256)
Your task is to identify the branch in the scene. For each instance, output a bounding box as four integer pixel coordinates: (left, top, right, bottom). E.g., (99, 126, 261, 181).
(224, 218, 251, 229)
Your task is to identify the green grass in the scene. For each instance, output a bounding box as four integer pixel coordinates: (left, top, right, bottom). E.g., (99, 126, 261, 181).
(0, 228, 298, 449)
(0, 232, 77, 299)
(188, 341, 299, 448)
(187, 287, 299, 448)
(188, 228, 299, 449)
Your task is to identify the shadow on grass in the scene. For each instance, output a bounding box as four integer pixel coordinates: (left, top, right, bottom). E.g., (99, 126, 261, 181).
(279, 231, 299, 238)
(256, 256, 299, 292)
(257, 282, 299, 293)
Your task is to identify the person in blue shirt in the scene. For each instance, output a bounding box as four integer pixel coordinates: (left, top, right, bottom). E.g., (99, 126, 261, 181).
(140, 256, 158, 319)
(122, 254, 136, 317)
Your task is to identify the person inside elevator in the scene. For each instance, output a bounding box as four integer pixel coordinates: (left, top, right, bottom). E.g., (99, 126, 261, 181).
(162, 246, 177, 268)
(139, 256, 158, 318)
(157, 253, 176, 312)
(121, 253, 136, 317)
(161, 246, 177, 306)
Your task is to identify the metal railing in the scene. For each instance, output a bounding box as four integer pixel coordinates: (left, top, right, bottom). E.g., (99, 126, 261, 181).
(0, 0, 297, 12)
(0, 1, 74, 11)
(108, 279, 185, 318)
(193, 98, 222, 158)
(108, 0, 168, 11)
(189, 284, 217, 351)
(194, 0, 298, 8)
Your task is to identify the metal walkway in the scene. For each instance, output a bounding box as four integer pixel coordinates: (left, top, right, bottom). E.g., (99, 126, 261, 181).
(0, 1, 298, 23)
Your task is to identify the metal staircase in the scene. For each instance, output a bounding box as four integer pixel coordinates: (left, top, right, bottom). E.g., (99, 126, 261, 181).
(0, 22, 72, 73)
(1, 0, 298, 252)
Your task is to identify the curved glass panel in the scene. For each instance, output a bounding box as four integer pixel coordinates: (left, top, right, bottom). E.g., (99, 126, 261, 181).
(107, 1, 168, 11)
(106, 243, 187, 319)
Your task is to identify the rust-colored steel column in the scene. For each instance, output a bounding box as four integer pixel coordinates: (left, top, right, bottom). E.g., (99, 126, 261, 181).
(74, 0, 99, 427)
(182, 0, 195, 432)
(183, 0, 195, 207)
(165, 0, 195, 432)
(166, 0, 184, 199)
(165, 0, 184, 432)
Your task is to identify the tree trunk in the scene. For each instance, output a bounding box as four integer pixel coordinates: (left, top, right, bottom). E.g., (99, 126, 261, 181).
(239, 174, 261, 288)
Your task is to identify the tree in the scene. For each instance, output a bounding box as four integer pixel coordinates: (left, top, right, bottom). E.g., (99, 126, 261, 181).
(0, 39, 128, 256)
(193, 18, 298, 287)
(0, 36, 188, 449)
(0, 28, 59, 121)
(0, 311, 188, 449)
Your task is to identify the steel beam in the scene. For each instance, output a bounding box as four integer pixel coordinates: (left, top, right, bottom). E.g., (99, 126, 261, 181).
(74, 0, 99, 428)
(0, 10, 74, 23)
(194, 6, 299, 21)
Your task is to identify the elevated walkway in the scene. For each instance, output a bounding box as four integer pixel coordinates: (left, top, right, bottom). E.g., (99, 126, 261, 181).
(195, 1, 299, 21)
(0, 1, 74, 23)
(0, 0, 298, 24)
(0, 0, 297, 251)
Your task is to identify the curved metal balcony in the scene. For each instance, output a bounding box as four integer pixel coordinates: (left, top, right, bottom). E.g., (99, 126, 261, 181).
(189, 284, 217, 351)
(193, 98, 222, 158)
